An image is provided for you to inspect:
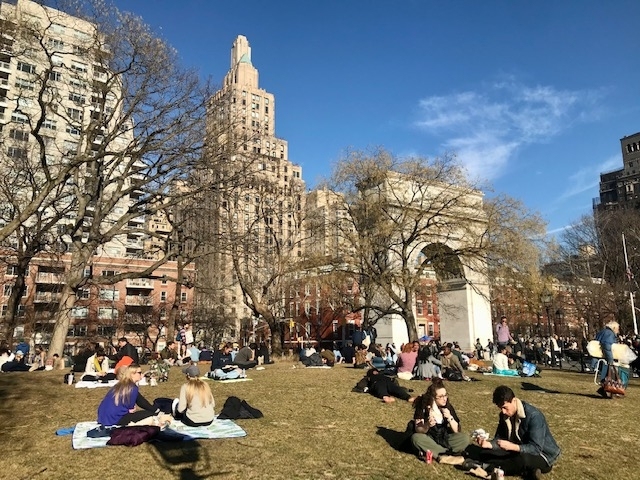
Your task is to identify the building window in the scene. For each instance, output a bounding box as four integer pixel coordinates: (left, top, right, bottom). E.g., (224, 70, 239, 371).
(180, 292, 187, 303)
(14, 78, 35, 91)
(67, 325, 87, 337)
(17, 61, 36, 74)
(416, 300, 423, 315)
(98, 307, 118, 319)
(76, 289, 90, 299)
(160, 291, 167, 302)
(99, 289, 119, 301)
(7, 147, 28, 159)
(9, 129, 29, 141)
(71, 306, 88, 318)
(97, 325, 115, 337)
(428, 322, 435, 336)
(67, 108, 83, 122)
(427, 300, 433, 315)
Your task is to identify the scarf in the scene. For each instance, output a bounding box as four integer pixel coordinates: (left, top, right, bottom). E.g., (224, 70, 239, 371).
(94, 356, 104, 372)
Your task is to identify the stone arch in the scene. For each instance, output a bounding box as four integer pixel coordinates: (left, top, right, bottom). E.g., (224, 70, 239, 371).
(414, 242, 492, 351)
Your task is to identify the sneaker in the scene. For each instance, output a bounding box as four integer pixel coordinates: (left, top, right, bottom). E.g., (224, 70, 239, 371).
(460, 458, 482, 471)
(171, 398, 179, 416)
(596, 387, 609, 399)
(524, 468, 542, 480)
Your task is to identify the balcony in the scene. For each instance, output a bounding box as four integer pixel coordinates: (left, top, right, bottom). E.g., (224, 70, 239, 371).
(36, 272, 65, 284)
(125, 295, 153, 306)
(34, 292, 62, 303)
(0, 60, 10, 72)
(126, 278, 154, 289)
(126, 239, 143, 249)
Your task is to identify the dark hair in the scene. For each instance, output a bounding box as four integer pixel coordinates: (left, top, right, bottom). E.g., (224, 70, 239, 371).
(167, 341, 175, 347)
(118, 337, 127, 342)
(224, 342, 233, 350)
(500, 316, 507, 321)
(414, 378, 446, 412)
(492, 385, 515, 406)
(95, 348, 106, 357)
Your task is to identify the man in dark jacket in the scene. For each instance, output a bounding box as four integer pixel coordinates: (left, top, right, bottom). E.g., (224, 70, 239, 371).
(115, 337, 139, 364)
(464, 385, 560, 480)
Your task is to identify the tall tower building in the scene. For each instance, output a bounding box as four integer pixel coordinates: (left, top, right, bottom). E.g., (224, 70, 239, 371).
(194, 35, 305, 336)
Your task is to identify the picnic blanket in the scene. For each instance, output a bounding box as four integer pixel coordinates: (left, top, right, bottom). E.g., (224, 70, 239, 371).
(72, 419, 246, 449)
(75, 380, 118, 389)
(305, 366, 332, 369)
(482, 372, 520, 377)
(201, 376, 253, 383)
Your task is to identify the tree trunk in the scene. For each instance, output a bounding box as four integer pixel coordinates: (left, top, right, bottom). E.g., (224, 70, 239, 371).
(3, 255, 32, 346)
(48, 248, 93, 357)
(403, 309, 419, 341)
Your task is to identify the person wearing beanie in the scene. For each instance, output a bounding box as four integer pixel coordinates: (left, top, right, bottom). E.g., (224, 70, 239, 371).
(172, 363, 215, 426)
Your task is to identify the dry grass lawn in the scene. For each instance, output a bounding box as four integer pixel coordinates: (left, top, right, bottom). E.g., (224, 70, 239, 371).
(0, 360, 636, 480)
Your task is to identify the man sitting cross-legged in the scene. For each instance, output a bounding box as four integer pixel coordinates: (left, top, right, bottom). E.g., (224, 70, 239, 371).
(462, 385, 560, 480)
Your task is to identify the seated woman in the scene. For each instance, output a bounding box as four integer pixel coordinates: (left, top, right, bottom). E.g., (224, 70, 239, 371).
(210, 342, 243, 380)
(172, 364, 215, 427)
(97, 364, 167, 426)
(82, 348, 116, 382)
(411, 378, 469, 463)
(366, 368, 415, 404)
(492, 345, 520, 376)
(354, 345, 371, 369)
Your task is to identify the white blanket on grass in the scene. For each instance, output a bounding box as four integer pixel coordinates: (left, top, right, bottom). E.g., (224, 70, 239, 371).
(201, 376, 253, 383)
(75, 380, 118, 389)
(72, 419, 247, 449)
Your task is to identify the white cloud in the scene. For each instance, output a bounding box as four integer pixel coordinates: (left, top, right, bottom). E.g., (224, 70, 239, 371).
(558, 154, 620, 200)
(414, 80, 603, 181)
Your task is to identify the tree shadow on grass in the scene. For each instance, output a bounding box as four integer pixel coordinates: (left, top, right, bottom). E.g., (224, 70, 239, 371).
(376, 425, 413, 453)
(150, 439, 231, 479)
(519, 381, 631, 400)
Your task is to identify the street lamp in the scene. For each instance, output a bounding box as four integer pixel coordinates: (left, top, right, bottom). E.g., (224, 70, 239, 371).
(541, 291, 553, 336)
(555, 309, 564, 336)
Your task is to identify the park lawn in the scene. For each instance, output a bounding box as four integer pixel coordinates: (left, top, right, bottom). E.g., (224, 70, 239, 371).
(0, 360, 636, 480)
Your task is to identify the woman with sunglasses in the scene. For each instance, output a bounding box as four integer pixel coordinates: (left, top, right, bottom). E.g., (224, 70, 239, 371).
(410, 378, 469, 464)
(97, 364, 162, 426)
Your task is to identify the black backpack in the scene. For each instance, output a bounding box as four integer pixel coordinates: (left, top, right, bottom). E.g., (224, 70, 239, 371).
(217, 396, 263, 419)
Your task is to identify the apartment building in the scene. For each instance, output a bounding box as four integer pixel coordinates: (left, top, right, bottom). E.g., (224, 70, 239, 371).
(0, 0, 188, 350)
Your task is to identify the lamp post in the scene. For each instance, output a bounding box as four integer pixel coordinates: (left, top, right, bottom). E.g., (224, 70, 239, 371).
(555, 309, 564, 337)
(555, 308, 564, 369)
(541, 291, 553, 337)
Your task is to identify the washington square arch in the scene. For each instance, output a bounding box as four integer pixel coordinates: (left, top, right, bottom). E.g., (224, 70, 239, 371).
(359, 171, 494, 352)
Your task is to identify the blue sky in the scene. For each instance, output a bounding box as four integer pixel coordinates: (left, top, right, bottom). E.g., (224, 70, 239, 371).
(114, 0, 640, 236)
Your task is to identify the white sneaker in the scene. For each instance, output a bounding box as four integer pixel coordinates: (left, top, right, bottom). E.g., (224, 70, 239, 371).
(171, 398, 179, 416)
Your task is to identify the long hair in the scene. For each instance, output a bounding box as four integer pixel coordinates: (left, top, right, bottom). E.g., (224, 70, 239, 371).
(414, 377, 446, 414)
(111, 364, 139, 406)
(184, 377, 214, 408)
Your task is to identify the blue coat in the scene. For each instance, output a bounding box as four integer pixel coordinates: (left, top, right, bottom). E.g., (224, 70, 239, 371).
(595, 327, 617, 363)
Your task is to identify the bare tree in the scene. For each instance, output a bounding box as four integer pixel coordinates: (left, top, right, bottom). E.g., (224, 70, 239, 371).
(329, 148, 545, 341)
(0, 1, 212, 356)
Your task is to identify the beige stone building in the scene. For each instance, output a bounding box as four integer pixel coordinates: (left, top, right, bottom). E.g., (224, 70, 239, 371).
(194, 35, 305, 335)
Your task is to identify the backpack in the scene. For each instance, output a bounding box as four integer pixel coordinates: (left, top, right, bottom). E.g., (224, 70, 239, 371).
(444, 368, 464, 382)
(520, 361, 540, 377)
(217, 396, 263, 419)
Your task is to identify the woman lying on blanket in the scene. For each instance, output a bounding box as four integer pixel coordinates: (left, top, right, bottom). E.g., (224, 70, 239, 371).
(172, 364, 215, 427)
(97, 364, 170, 426)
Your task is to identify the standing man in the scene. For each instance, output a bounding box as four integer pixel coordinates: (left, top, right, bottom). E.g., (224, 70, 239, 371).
(496, 316, 514, 349)
(464, 385, 560, 480)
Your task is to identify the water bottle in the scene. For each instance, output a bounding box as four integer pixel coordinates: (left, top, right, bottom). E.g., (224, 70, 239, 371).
(67, 372, 74, 385)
